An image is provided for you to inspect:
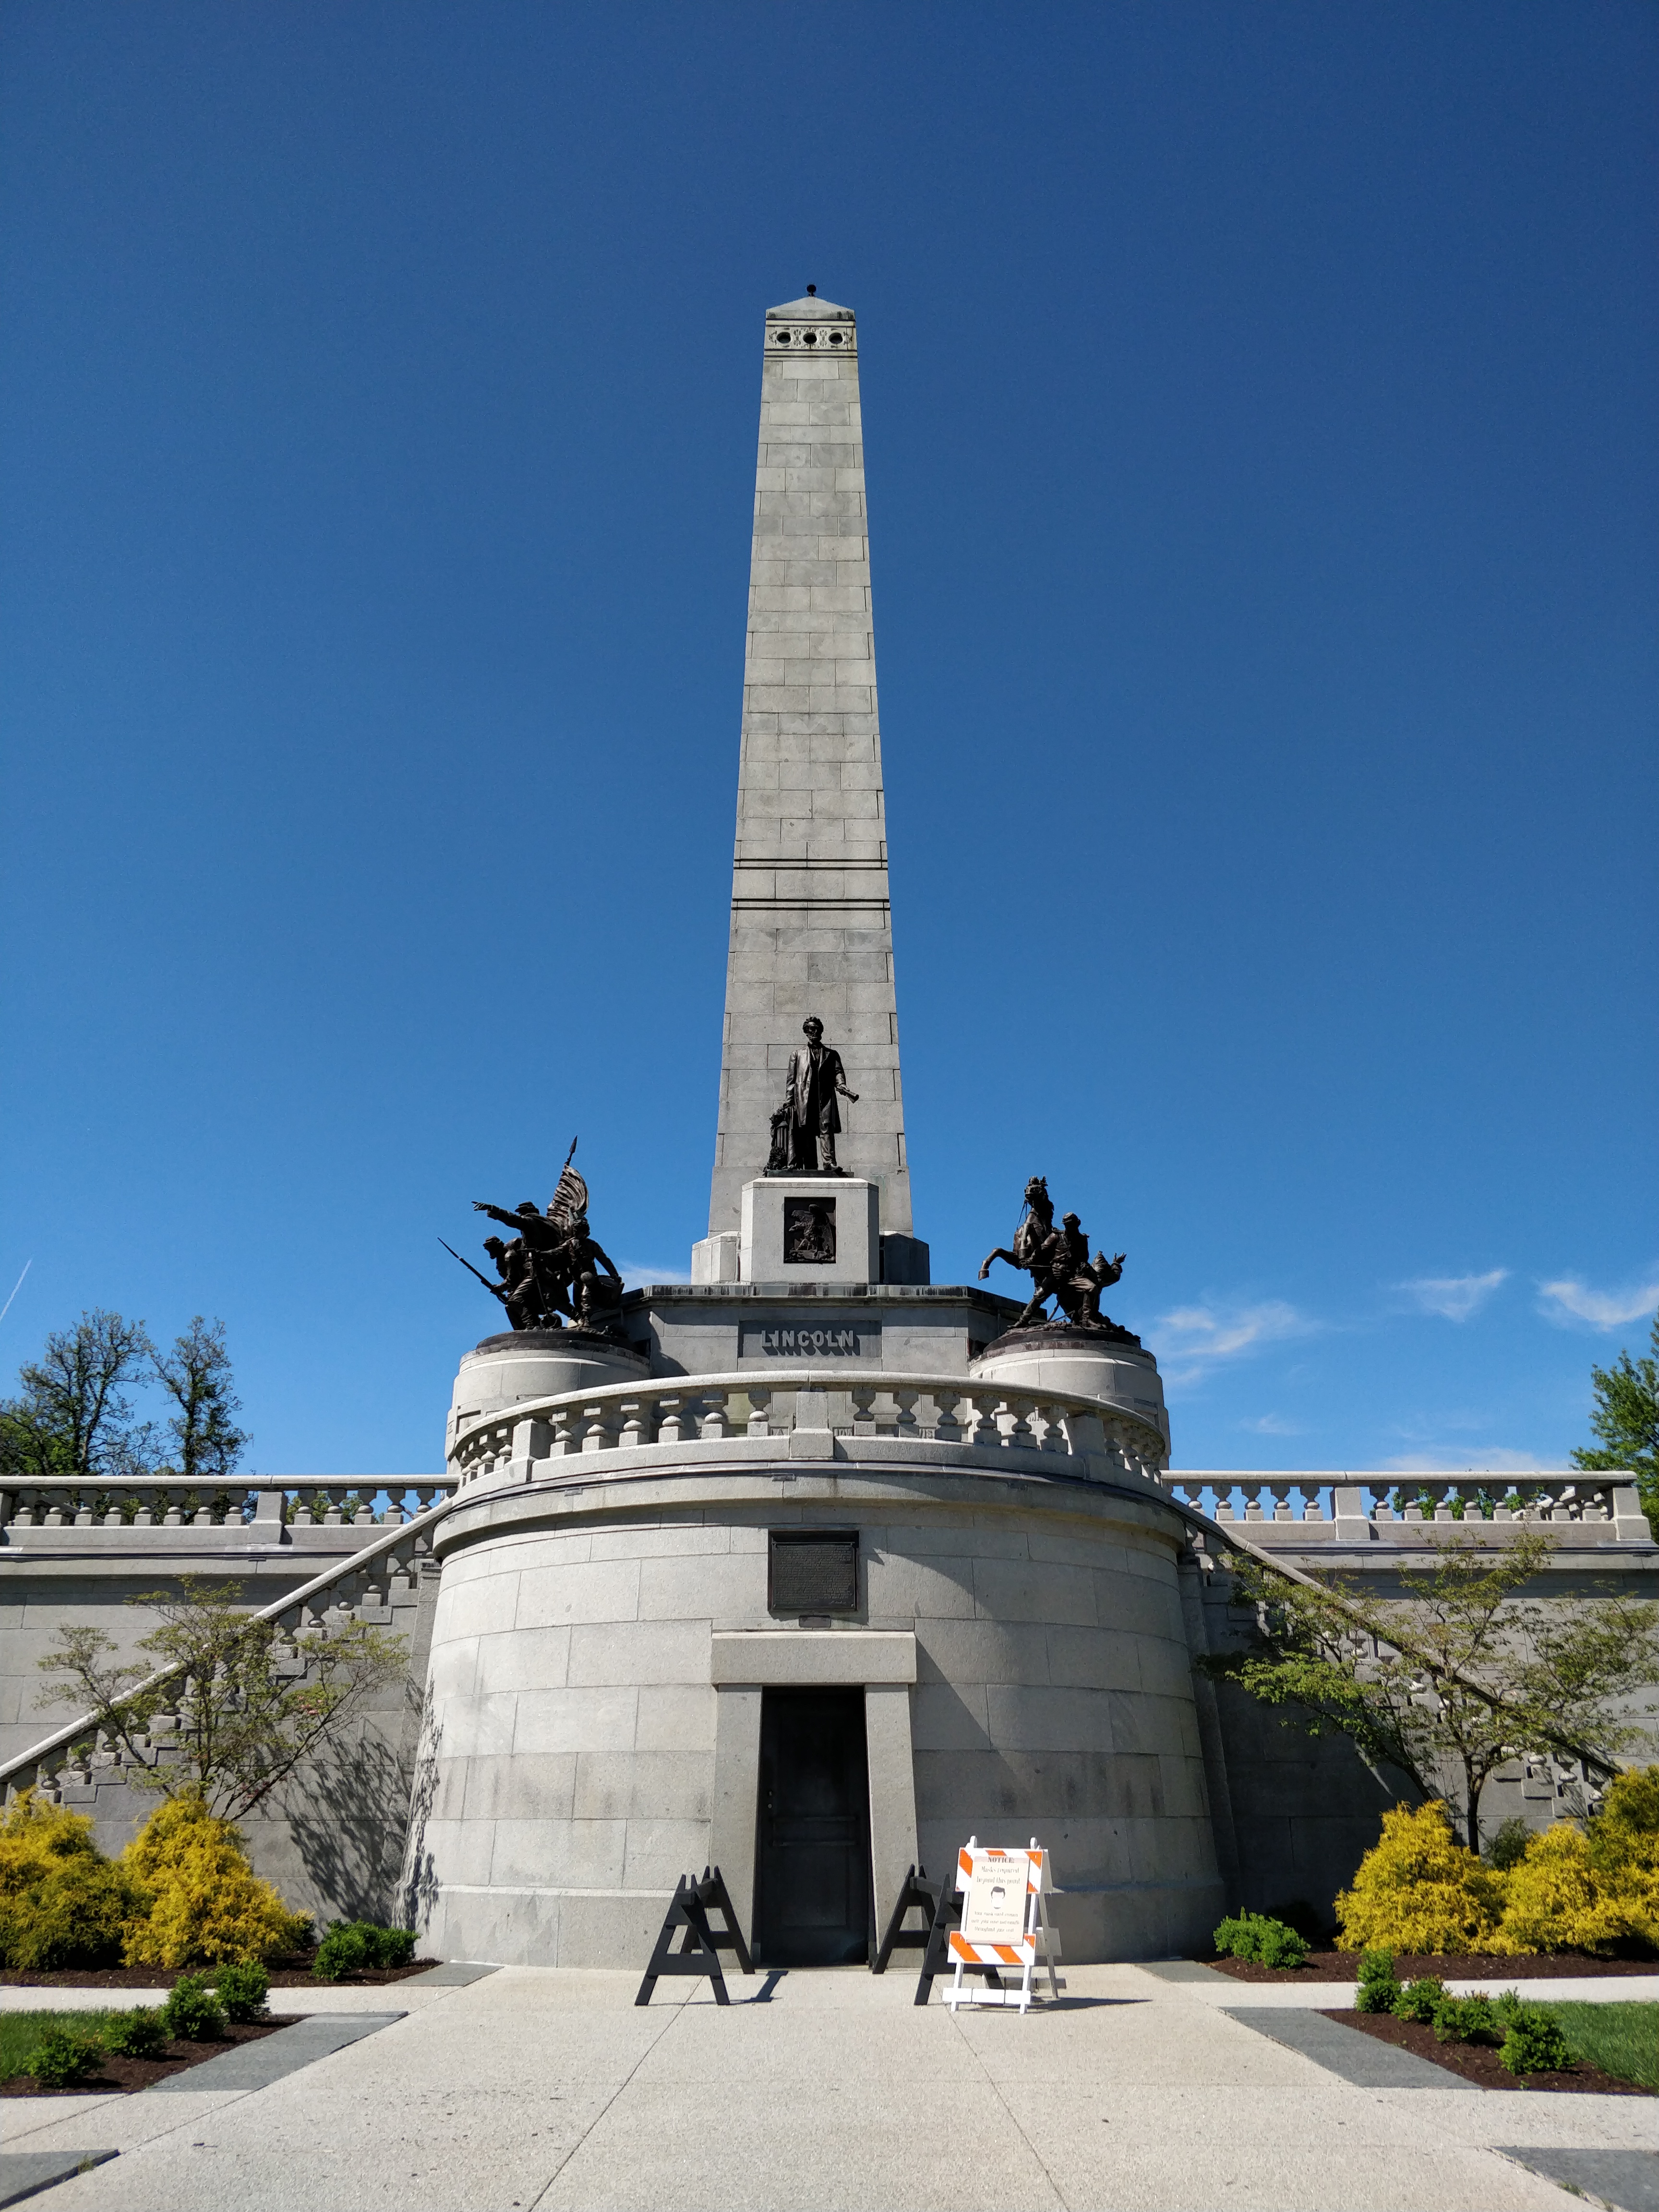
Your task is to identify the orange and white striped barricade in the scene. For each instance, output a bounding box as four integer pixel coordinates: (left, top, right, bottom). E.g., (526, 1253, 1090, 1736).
(943, 1835, 1063, 2012)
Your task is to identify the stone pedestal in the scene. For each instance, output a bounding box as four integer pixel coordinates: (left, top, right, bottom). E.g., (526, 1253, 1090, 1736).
(739, 1176, 879, 1286)
(445, 1330, 648, 1455)
(973, 1324, 1170, 1453)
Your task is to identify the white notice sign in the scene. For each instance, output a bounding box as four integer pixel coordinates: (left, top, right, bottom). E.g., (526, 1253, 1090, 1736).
(960, 1849, 1030, 1945)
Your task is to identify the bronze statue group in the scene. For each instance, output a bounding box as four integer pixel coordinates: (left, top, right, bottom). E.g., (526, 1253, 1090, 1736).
(446, 1026, 1128, 1341)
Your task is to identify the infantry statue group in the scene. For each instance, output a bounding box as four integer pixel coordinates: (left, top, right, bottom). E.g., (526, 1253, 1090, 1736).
(449, 1021, 1127, 1338)
(443, 1143, 625, 1337)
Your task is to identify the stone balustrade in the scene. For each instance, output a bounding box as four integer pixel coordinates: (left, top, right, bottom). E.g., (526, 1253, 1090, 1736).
(1157, 1470, 1652, 1547)
(0, 1475, 454, 1540)
(447, 1370, 1169, 1489)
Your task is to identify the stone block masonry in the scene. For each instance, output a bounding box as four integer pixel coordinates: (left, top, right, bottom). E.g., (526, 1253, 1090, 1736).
(709, 294, 914, 1241)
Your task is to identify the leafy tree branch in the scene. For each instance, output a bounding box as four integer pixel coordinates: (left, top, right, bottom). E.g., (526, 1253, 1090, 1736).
(1198, 1531, 1659, 1852)
(36, 1578, 407, 1819)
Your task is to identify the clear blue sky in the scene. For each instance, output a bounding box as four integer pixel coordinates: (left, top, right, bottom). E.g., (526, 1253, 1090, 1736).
(2, 2, 1654, 1477)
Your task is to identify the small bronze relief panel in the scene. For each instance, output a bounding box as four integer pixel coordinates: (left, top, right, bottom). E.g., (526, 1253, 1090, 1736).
(783, 1196, 836, 1264)
(769, 1529, 859, 1614)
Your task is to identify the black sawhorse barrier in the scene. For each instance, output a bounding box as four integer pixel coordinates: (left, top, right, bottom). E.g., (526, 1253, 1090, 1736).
(635, 1866, 754, 2007)
(873, 1863, 1012, 2006)
(869, 1863, 978, 2006)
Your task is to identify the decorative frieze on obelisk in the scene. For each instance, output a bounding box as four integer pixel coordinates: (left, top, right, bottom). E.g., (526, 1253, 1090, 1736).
(706, 292, 916, 1260)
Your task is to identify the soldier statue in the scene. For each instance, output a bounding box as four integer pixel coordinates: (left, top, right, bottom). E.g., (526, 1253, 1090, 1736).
(443, 1140, 625, 1337)
(979, 1176, 1126, 1333)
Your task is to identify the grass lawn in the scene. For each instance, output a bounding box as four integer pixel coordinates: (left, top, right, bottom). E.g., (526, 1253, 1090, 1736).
(1552, 2003, 1659, 2091)
(0, 2008, 127, 2083)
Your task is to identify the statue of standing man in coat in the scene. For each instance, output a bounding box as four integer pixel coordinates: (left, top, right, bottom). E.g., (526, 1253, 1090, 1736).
(773, 1015, 859, 1174)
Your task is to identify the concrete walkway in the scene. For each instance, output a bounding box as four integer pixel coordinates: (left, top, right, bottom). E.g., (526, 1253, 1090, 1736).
(2, 1963, 1654, 2211)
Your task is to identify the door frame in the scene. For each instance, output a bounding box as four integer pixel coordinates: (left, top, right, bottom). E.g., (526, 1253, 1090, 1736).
(709, 1630, 919, 1952)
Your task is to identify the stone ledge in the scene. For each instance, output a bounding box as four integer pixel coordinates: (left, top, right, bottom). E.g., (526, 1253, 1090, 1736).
(711, 1628, 917, 1686)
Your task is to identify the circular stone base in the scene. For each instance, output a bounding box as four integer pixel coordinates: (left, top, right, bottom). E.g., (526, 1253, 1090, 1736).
(470, 1328, 645, 1361)
(971, 1323, 1167, 1445)
(450, 1329, 649, 1434)
(978, 1321, 1143, 1358)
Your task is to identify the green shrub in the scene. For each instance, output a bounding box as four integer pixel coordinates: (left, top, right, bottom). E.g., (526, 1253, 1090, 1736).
(103, 2007, 168, 2059)
(26, 2025, 104, 2090)
(1499, 2002, 1572, 2076)
(213, 1961, 269, 2022)
(1212, 1912, 1310, 1968)
(312, 1919, 415, 1979)
(1432, 1993, 1500, 2045)
(1356, 1949, 1399, 2013)
(162, 1973, 225, 2041)
(313, 1922, 371, 1981)
(366, 1923, 417, 1969)
(1393, 1975, 1448, 2024)
(1486, 1819, 1531, 1872)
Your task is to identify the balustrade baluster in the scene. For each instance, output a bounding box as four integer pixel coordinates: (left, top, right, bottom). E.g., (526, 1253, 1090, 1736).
(893, 1389, 919, 1438)
(655, 1396, 685, 1445)
(43, 1492, 68, 1528)
(851, 1388, 878, 1437)
(932, 1391, 963, 1445)
(698, 1395, 730, 1441)
(1005, 1398, 1035, 1450)
(617, 1402, 646, 1450)
(74, 1498, 96, 1528)
(746, 1390, 771, 1440)
(967, 1393, 1000, 1449)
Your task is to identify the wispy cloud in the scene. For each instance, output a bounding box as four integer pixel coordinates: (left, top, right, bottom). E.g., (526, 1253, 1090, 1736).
(1239, 1412, 1305, 1436)
(1537, 1276, 1659, 1331)
(1379, 1445, 1556, 1475)
(619, 1260, 692, 1290)
(1398, 1268, 1507, 1322)
(1154, 1299, 1311, 1385)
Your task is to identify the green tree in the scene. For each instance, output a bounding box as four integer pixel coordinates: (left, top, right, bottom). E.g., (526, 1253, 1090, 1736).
(37, 1579, 406, 1819)
(1199, 1531, 1659, 1853)
(152, 1317, 249, 1484)
(0, 1310, 155, 1484)
(1574, 1312, 1659, 1534)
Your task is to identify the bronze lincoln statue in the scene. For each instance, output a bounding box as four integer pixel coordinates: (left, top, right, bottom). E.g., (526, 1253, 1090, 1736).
(773, 1015, 858, 1174)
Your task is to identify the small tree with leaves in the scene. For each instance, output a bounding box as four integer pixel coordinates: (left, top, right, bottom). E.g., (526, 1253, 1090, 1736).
(0, 1310, 156, 1484)
(152, 1317, 249, 1485)
(1199, 1531, 1659, 1853)
(37, 1579, 407, 1819)
(1574, 1313, 1659, 1536)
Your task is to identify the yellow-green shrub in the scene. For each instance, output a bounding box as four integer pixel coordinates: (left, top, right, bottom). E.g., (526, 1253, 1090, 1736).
(120, 1796, 311, 1967)
(1491, 1824, 1629, 1955)
(1335, 1802, 1507, 1953)
(1584, 1767, 1659, 1951)
(0, 1791, 145, 1971)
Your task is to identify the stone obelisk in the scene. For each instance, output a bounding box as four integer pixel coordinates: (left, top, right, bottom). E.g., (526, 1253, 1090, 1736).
(706, 291, 917, 1264)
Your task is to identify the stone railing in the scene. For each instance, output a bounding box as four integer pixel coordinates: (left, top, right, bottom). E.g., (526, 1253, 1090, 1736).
(1157, 1471, 1651, 1547)
(448, 1371, 1169, 1489)
(0, 1490, 458, 1805)
(0, 1475, 453, 1541)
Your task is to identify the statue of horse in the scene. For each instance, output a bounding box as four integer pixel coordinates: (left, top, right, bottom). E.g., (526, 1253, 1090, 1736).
(979, 1176, 1125, 1332)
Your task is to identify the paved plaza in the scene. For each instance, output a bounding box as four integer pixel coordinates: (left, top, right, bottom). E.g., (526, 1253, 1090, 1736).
(1, 1963, 1655, 2211)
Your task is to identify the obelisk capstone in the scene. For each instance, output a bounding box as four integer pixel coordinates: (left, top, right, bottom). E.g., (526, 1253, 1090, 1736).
(706, 292, 916, 1258)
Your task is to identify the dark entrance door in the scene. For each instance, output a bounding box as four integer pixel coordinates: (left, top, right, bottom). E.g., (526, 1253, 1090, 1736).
(755, 1688, 871, 1966)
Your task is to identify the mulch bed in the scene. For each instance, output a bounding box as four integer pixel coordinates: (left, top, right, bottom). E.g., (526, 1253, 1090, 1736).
(0, 1960, 439, 1991)
(1204, 1949, 1659, 1983)
(0, 2019, 286, 2096)
(1323, 2007, 1654, 2096)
